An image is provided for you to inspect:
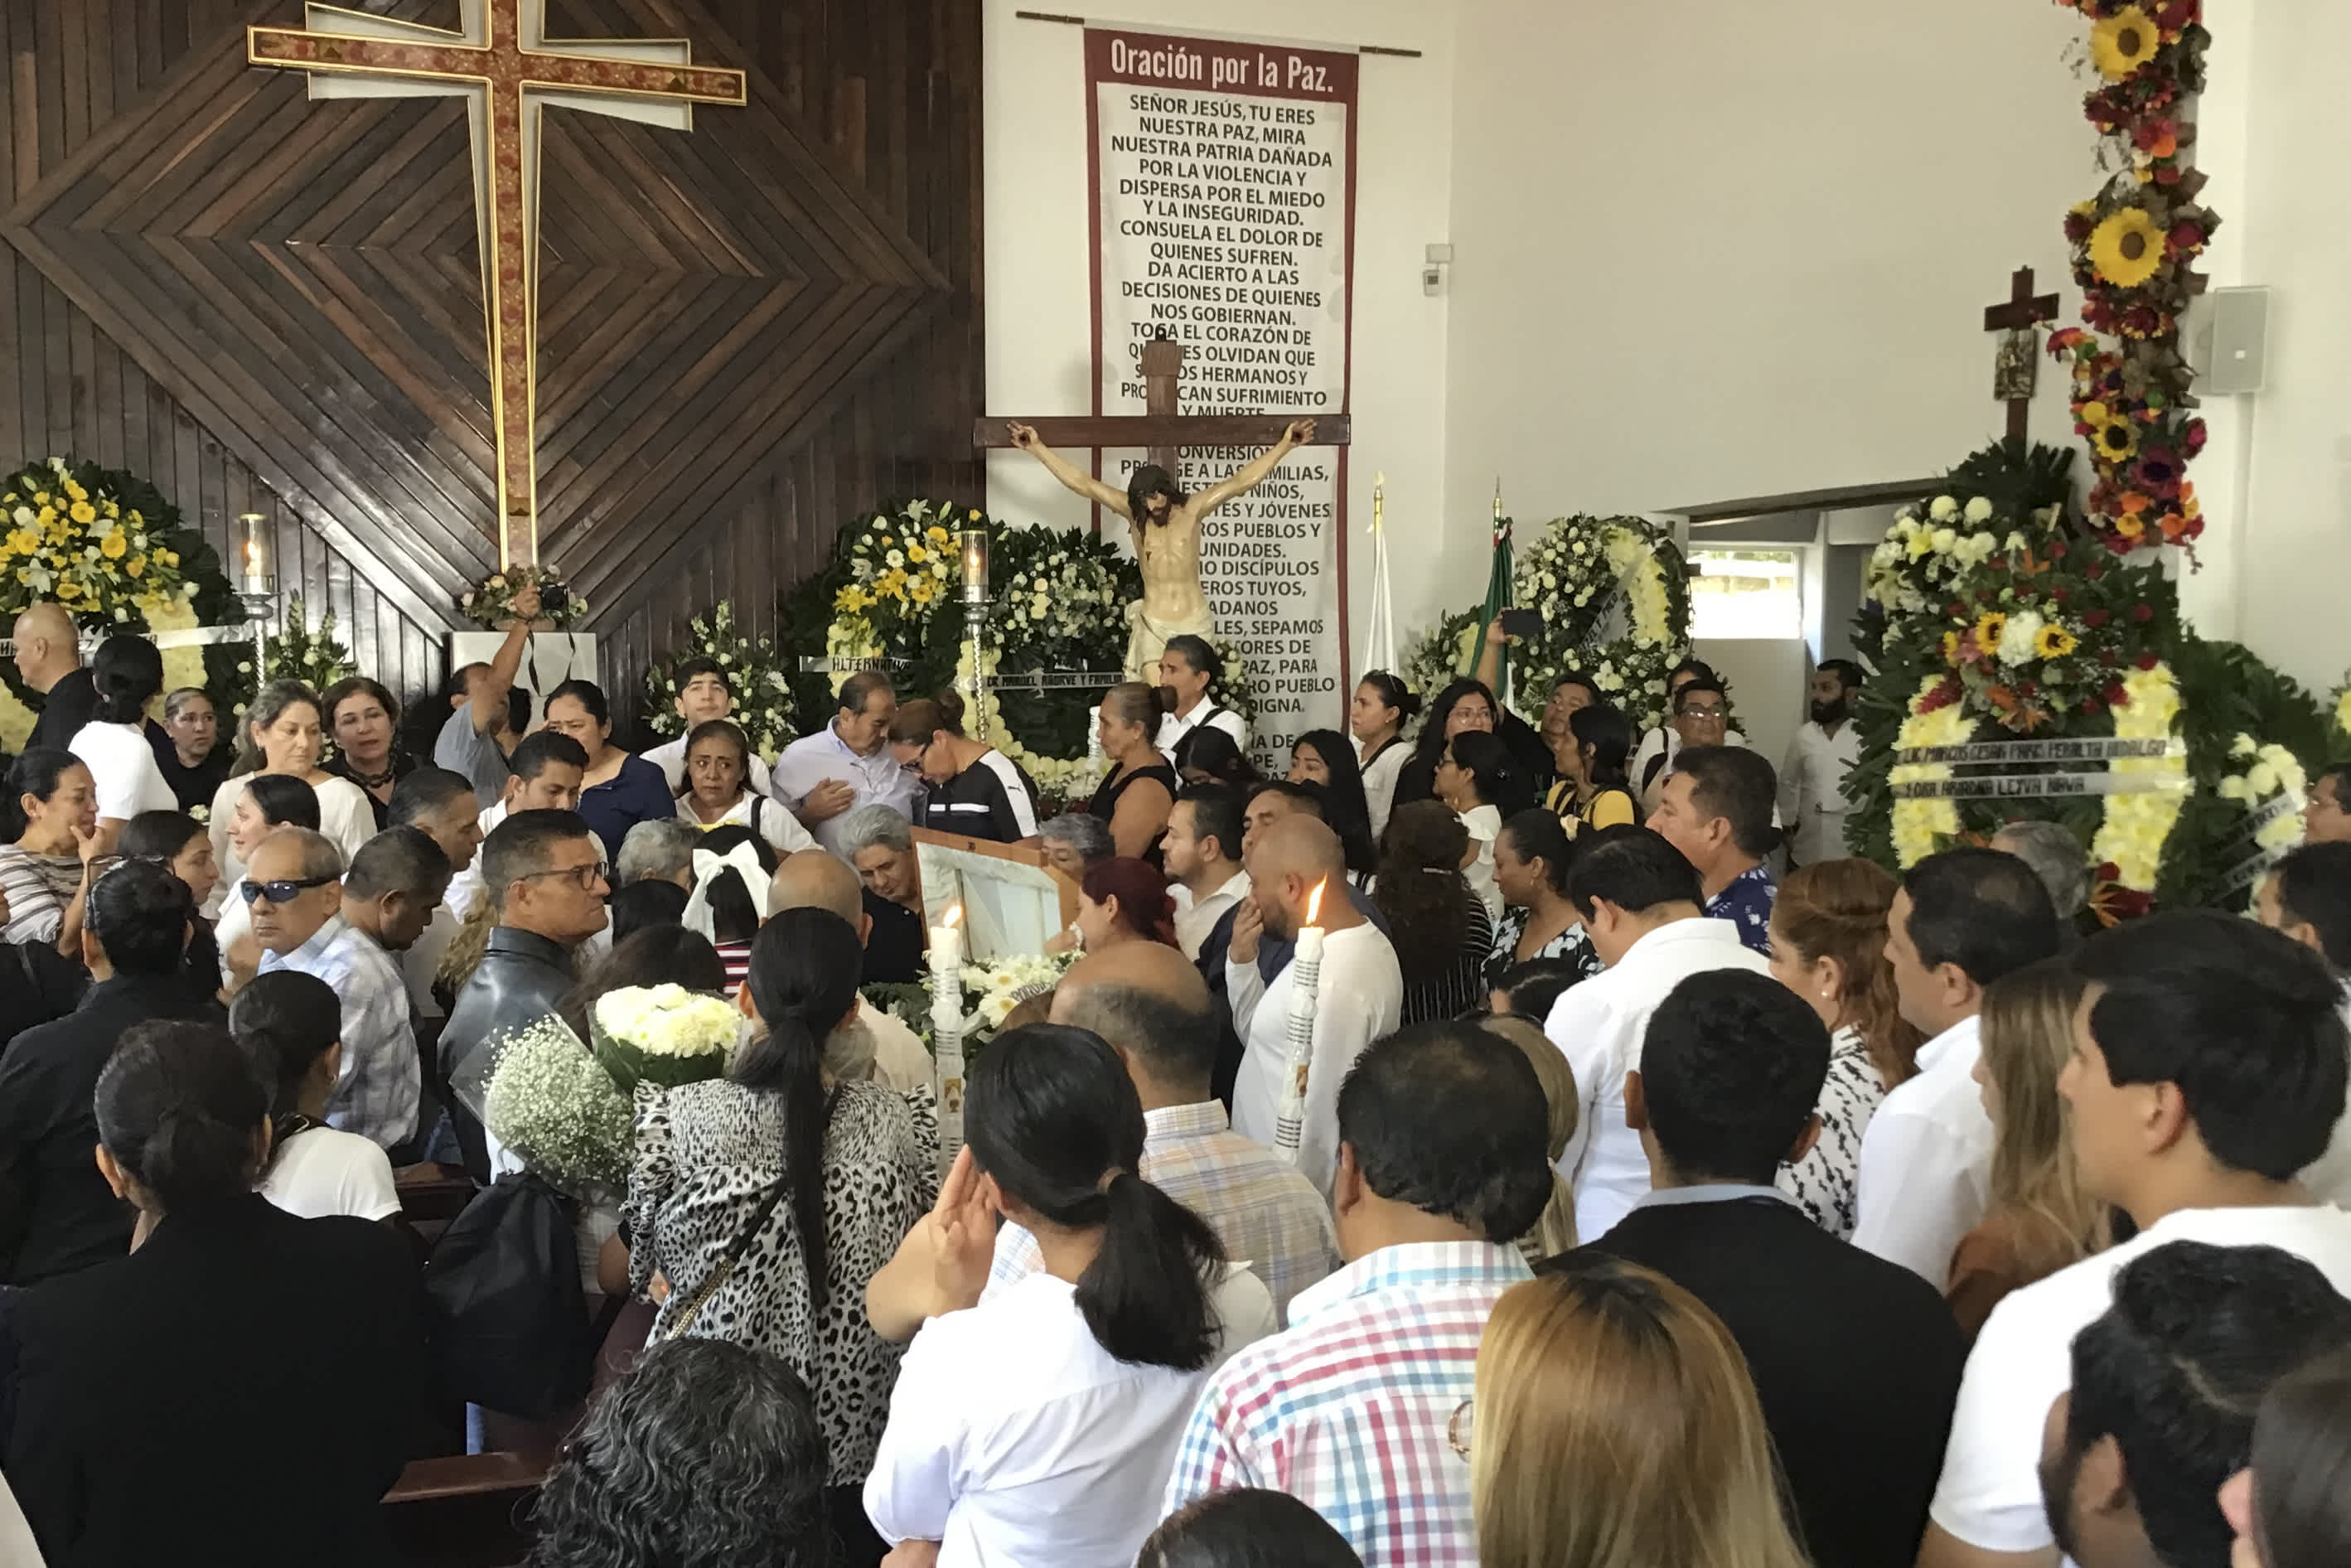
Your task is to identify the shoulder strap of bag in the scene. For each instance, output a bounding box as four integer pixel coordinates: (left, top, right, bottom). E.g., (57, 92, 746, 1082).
(664, 1086, 844, 1339)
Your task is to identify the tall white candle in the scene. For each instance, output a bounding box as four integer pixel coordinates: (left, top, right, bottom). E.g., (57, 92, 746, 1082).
(1273, 880, 1329, 1165)
(931, 908, 965, 1176)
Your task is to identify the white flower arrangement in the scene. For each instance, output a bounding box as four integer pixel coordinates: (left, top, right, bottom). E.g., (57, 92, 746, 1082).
(590, 983, 738, 1094)
(642, 602, 797, 756)
(482, 1016, 632, 1199)
(1889, 675, 1973, 868)
(960, 951, 1076, 1033)
(2216, 733, 2307, 854)
(1506, 515, 1690, 727)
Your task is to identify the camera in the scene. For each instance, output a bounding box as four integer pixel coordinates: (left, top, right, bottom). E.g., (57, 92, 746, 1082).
(536, 580, 569, 616)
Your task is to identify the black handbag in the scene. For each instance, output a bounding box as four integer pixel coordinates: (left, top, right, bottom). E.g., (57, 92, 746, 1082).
(420, 1171, 598, 1419)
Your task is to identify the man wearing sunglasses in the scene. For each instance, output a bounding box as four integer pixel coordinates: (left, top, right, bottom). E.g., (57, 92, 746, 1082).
(249, 828, 428, 1154)
(437, 810, 611, 1179)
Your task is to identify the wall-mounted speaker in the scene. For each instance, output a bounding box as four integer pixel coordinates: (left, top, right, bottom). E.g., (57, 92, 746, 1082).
(2201, 285, 2271, 395)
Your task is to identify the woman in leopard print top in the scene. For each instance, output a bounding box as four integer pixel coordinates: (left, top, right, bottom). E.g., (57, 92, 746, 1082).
(625, 909, 936, 1555)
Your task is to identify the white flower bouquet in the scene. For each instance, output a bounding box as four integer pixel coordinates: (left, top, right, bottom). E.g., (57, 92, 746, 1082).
(590, 984, 739, 1093)
(481, 1016, 633, 1198)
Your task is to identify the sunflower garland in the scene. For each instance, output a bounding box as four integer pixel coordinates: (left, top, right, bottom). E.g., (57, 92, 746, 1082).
(2051, 0, 2218, 559)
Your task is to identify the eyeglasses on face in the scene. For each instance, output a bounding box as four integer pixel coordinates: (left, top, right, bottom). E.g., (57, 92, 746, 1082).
(514, 860, 609, 892)
(1679, 705, 1729, 720)
(238, 874, 337, 906)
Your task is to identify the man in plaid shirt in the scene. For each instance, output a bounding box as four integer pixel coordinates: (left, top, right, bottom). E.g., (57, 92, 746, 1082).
(1163, 1020, 1555, 1566)
(252, 827, 449, 1153)
(982, 942, 1341, 1324)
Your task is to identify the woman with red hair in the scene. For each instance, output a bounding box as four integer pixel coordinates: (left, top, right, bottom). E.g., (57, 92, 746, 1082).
(1075, 856, 1179, 951)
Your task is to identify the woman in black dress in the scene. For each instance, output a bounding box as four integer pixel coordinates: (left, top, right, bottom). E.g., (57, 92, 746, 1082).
(1087, 681, 1178, 863)
(1371, 800, 1492, 1026)
(322, 676, 415, 830)
(1287, 728, 1377, 878)
(888, 692, 1040, 844)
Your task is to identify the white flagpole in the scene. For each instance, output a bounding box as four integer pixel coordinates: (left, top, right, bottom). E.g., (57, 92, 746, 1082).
(1362, 472, 1396, 674)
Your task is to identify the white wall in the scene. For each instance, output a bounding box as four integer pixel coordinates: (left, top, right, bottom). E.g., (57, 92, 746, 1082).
(981, 0, 1462, 657)
(1444, 0, 2092, 527)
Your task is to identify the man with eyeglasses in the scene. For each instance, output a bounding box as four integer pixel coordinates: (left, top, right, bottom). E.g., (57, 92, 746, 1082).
(437, 810, 611, 1179)
(248, 827, 427, 1154)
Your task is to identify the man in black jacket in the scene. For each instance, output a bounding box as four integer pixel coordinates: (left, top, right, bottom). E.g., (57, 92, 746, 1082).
(0, 861, 218, 1283)
(1543, 968, 1966, 1568)
(438, 810, 609, 1178)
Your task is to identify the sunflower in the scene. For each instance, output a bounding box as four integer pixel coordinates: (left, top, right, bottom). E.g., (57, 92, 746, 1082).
(2090, 6, 2160, 81)
(1941, 631, 1962, 665)
(2035, 623, 2079, 660)
(1974, 612, 2008, 652)
(2093, 417, 2141, 465)
(2088, 207, 2167, 288)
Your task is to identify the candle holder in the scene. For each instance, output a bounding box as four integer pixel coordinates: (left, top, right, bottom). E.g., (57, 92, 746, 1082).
(931, 907, 967, 1177)
(959, 526, 989, 718)
(236, 513, 278, 676)
(1273, 879, 1329, 1167)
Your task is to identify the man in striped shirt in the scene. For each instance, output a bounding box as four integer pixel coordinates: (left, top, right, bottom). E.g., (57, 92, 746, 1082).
(981, 941, 1339, 1324)
(1163, 1021, 1555, 1567)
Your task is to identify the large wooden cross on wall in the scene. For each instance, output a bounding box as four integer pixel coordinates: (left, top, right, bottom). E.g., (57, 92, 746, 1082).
(974, 338, 1352, 533)
(1984, 265, 2063, 443)
(248, 0, 747, 569)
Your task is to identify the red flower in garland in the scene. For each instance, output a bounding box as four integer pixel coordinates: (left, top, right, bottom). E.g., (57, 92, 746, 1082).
(2131, 603, 2155, 622)
(2136, 651, 2161, 670)
(2103, 681, 2130, 705)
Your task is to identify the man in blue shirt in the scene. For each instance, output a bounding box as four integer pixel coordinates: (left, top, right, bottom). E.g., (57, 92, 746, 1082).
(1647, 743, 1778, 954)
(771, 670, 922, 862)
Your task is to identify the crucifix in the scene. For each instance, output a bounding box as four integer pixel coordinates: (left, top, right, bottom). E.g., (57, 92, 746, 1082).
(249, 0, 747, 569)
(974, 337, 1352, 534)
(1984, 265, 2063, 443)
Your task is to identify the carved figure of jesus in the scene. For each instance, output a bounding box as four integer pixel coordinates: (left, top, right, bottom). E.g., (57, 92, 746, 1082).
(1006, 418, 1317, 681)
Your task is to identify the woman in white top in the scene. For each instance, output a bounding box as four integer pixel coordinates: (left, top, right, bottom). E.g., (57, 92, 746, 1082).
(863, 1023, 1275, 1568)
(1435, 729, 1535, 926)
(206, 680, 373, 899)
(69, 635, 178, 831)
(1350, 671, 1419, 844)
(672, 718, 814, 856)
(229, 970, 400, 1223)
(211, 773, 322, 980)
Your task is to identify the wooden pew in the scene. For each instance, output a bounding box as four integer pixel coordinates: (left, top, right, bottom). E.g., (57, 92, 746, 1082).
(382, 1451, 546, 1568)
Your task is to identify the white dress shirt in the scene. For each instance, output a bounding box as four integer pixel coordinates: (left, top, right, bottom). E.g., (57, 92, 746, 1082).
(1172, 868, 1250, 961)
(1850, 1014, 1991, 1285)
(1780, 720, 1862, 865)
(863, 1271, 1267, 1568)
(1929, 1203, 2351, 1557)
(440, 801, 508, 922)
(772, 721, 922, 861)
(1357, 738, 1409, 842)
(675, 789, 815, 857)
(1545, 917, 1776, 1241)
(1228, 921, 1404, 1197)
(1459, 803, 1504, 925)
(1156, 698, 1246, 765)
(645, 735, 773, 798)
(1631, 725, 1749, 812)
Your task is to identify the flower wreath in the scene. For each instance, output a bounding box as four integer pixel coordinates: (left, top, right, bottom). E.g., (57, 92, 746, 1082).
(0, 457, 245, 752)
(459, 564, 588, 630)
(1507, 515, 1691, 727)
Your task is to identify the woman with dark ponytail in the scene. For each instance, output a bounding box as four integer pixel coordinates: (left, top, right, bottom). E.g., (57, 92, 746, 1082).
(68, 634, 178, 830)
(623, 907, 935, 1567)
(863, 1023, 1276, 1566)
(2, 1019, 420, 1567)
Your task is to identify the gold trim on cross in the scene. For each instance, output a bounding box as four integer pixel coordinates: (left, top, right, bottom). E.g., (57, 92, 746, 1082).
(249, 0, 747, 569)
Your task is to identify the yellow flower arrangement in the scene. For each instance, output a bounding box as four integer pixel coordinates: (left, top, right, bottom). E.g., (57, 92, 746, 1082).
(1941, 630, 1962, 665)
(2089, 6, 2160, 80)
(2034, 623, 2079, 660)
(2088, 663, 2187, 892)
(2088, 207, 2166, 288)
(1890, 677, 1971, 868)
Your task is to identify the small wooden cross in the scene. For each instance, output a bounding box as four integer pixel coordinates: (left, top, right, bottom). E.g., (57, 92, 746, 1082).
(974, 337, 1350, 534)
(1984, 266, 2063, 443)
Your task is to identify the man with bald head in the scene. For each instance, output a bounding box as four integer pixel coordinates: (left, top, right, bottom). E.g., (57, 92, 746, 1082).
(763, 848, 932, 1092)
(1226, 815, 1403, 1195)
(980, 942, 1339, 1319)
(13, 603, 98, 754)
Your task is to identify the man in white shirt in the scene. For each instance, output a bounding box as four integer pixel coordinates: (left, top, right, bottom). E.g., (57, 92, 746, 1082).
(984, 942, 1340, 1322)
(438, 731, 588, 923)
(1850, 847, 2061, 1285)
(1543, 825, 1773, 1241)
(1920, 910, 2351, 1568)
(1226, 816, 1402, 1196)
(1163, 784, 1250, 961)
(1154, 634, 1247, 763)
(2036, 1240, 2351, 1568)
(2252, 840, 2351, 1207)
(770, 670, 921, 862)
(388, 767, 489, 1021)
(642, 656, 776, 797)
(1780, 660, 1863, 867)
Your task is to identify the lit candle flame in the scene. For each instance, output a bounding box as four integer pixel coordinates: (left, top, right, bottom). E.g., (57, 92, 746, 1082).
(1304, 878, 1327, 926)
(944, 906, 962, 930)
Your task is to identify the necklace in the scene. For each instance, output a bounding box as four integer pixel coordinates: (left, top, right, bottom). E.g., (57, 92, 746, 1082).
(343, 757, 399, 791)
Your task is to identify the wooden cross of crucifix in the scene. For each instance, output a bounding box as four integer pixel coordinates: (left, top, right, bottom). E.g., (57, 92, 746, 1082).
(1984, 265, 2063, 443)
(974, 338, 1352, 532)
(249, 0, 747, 569)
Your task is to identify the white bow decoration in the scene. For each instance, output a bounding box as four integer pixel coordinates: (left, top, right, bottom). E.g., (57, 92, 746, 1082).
(681, 841, 773, 941)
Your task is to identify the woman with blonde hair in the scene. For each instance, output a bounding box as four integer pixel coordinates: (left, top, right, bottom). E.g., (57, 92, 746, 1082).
(1947, 956, 2110, 1338)
(1472, 1257, 1809, 1568)
(1478, 1015, 1578, 1260)
(1765, 857, 1926, 1237)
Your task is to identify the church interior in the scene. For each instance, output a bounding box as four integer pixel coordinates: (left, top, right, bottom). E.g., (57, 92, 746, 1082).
(2, 2, 2350, 1567)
